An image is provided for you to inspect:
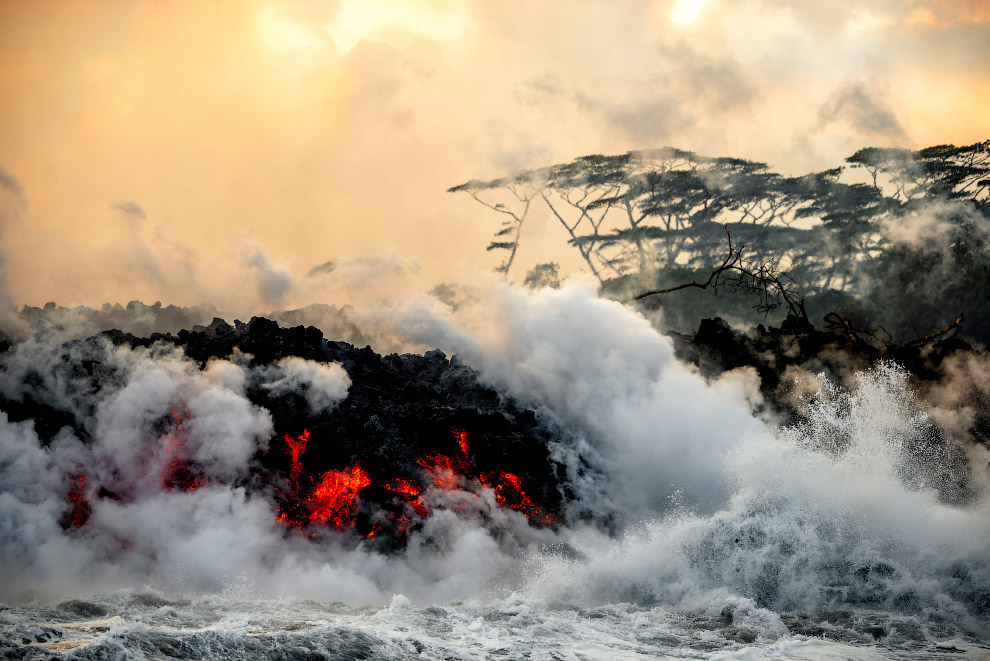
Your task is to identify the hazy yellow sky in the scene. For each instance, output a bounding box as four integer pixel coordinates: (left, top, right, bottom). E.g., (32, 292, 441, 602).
(1, 0, 988, 314)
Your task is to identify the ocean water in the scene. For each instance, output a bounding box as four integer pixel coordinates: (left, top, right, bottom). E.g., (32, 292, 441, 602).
(2, 592, 988, 660)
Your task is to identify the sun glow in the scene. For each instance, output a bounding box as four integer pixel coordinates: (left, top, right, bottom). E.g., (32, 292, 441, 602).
(257, 4, 331, 52)
(328, 0, 471, 53)
(670, 0, 708, 25)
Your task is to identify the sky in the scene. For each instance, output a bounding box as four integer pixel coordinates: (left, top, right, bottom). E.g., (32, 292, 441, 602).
(0, 0, 988, 315)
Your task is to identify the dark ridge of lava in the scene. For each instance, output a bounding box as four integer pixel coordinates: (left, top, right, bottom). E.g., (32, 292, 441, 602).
(0, 317, 599, 549)
(670, 315, 975, 395)
(669, 314, 984, 505)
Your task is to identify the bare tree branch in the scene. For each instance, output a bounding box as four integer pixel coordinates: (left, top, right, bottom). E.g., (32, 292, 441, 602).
(634, 226, 741, 299)
(634, 225, 809, 321)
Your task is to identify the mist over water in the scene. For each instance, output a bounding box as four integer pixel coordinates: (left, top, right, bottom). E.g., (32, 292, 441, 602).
(1, 281, 989, 659)
(526, 361, 990, 626)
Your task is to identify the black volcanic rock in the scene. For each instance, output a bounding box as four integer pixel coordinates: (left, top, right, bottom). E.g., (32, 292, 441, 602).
(157, 315, 326, 364)
(0, 317, 588, 548)
(5, 310, 984, 546)
(669, 314, 982, 504)
(668, 314, 978, 410)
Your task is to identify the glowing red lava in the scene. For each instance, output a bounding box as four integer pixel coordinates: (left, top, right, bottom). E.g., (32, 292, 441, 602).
(160, 408, 207, 492)
(416, 453, 460, 490)
(384, 477, 428, 517)
(481, 470, 554, 523)
(275, 427, 555, 536)
(278, 429, 372, 529)
(452, 427, 470, 457)
(64, 474, 91, 528)
(306, 466, 372, 527)
(285, 429, 310, 480)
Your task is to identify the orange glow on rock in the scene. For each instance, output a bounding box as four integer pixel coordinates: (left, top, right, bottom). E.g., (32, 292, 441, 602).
(415, 428, 473, 489)
(389, 515, 413, 535)
(272, 426, 555, 536)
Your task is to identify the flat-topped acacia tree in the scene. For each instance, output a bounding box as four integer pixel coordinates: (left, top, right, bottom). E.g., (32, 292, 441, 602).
(450, 148, 845, 282)
(450, 141, 988, 290)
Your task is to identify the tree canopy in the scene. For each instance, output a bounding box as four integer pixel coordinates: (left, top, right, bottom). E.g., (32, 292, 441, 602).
(451, 141, 990, 342)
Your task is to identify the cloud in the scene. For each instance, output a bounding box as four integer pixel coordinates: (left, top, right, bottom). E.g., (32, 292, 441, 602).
(1, 1, 989, 305)
(516, 41, 755, 147)
(328, 0, 472, 54)
(291, 251, 424, 313)
(246, 243, 294, 309)
(307, 254, 420, 280)
(112, 200, 147, 219)
(0, 167, 23, 197)
(818, 82, 907, 140)
(307, 259, 338, 276)
(0, 166, 27, 337)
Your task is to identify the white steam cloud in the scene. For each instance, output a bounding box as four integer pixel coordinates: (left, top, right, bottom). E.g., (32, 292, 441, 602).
(0, 328, 551, 604)
(0, 279, 988, 640)
(358, 277, 767, 512)
(522, 363, 990, 637)
(259, 356, 351, 413)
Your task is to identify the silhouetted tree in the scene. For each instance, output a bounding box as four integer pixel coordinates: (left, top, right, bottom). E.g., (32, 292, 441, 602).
(448, 174, 543, 276)
(523, 262, 561, 289)
(452, 140, 990, 340)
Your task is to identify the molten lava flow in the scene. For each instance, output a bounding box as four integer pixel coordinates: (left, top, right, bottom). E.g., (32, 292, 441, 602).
(160, 408, 206, 492)
(273, 426, 555, 536)
(306, 466, 371, 528)
(275, 430, 310, 527)
(64, 474, 91, 528)
(415, 428, 474, 490)
(285, 429, 310, 480)
(277, 430, 373, 530)
(481, 470, 555, 524)
(452, 427, 470, 457)
(417, 453, 460, 489)
(385, 477, 428, 517)
(489, 471, 536, 511)
(412, 427, 475, 490)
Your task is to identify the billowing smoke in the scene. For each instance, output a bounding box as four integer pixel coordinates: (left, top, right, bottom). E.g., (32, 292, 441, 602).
(257, 357, 351, 413)
(0, 166, 27, 339)
(0, 278, 988, 643)
(246, 242, 294, 309)
(0, 328, 555, 604)
(860, 198, 990, 345)
(307, 254, 421, 281)
(357, 277, 767, 512)
(817, 82, 907, 141)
